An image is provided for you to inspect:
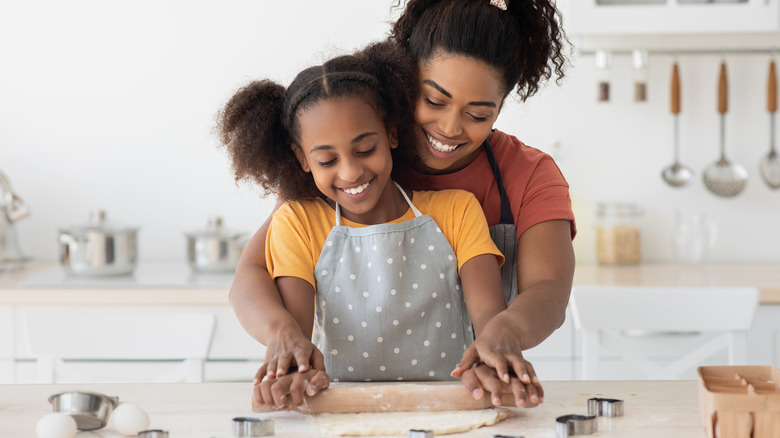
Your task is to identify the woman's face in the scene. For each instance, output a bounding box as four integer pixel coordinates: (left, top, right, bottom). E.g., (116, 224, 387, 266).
(294, 96, 400, 225)
(414, 52, 505, 173)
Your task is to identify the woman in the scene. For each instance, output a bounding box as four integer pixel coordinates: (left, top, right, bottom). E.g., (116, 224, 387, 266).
(228, 0, 575, 408)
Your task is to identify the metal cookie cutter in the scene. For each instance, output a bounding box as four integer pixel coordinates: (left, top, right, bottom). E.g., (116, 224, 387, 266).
(232, 417, 274, 437)
(587, 397, 624, 417)
(137, 430, 169, 438)
(407, 430, 434, 438)
(555, 414, 597, 438)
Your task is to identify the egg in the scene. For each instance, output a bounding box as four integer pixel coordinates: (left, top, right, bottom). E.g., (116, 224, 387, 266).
(111, 403, 150, 436)
(36, 413, 77, 438)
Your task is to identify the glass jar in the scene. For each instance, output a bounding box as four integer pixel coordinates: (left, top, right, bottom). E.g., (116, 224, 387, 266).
(595, 203, 642, 265)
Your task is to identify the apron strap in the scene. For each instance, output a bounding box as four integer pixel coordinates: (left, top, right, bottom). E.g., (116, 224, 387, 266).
(334, 181, 420, 225)
(483, 137, 514, 225)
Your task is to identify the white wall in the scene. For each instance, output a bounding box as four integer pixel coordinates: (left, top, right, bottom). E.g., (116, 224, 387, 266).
(2, 0, 779, 265)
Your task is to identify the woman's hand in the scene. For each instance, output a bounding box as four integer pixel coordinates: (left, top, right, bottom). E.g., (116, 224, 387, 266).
(254, 328, 324, 383)
(254, 369, 330, 410)
(451, 312, 543, 408)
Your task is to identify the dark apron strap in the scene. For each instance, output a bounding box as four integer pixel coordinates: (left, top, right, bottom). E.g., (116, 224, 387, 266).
(483, 138, 514, 225)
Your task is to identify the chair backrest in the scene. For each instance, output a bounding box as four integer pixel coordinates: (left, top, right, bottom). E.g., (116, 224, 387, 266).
(24, 312, 215, 383)
(570, 286, 759, 380)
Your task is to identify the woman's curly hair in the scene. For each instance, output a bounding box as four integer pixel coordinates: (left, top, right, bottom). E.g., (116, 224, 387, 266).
(216, 40, 420, 201)
(390, 0, 570, 101)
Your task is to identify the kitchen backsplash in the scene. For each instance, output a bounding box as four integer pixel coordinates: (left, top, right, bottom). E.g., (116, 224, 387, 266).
(2, 0, 779, 264)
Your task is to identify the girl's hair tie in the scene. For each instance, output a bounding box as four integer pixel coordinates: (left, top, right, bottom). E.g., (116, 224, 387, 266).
(490, 0, 508, 11)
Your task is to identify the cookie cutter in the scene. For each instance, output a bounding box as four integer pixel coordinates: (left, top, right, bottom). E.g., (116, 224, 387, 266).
(407, 430, 434, 438)
(555, 414, 597, 438)
(137, 430, 169, 438)
(587, 397, 624, 417)
(232, 417, 274, 437)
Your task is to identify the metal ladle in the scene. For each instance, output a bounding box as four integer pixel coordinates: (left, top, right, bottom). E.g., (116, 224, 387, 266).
(662, 61, 694, 187)
(760, 59, 780, 189)
(703, 60, 748, 198)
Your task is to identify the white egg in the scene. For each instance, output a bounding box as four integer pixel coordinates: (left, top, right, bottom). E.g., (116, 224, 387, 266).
(36, 413, 77, 438)
(111, 403, 150, 436)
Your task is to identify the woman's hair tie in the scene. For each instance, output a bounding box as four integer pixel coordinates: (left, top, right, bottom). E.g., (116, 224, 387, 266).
(490, 0, 508, 11)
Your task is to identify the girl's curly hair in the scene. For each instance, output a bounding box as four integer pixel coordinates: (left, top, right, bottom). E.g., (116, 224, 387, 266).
(216, 40, 420, 201)
(390, 0, 570, 101)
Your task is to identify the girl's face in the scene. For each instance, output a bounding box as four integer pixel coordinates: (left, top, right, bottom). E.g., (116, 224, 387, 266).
(294, 96, 402, 225)
(414, 53, 505, 173)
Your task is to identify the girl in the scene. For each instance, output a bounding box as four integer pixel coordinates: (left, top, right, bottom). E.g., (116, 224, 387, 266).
(217, 41, 508, 408)
(228, 0, 575, 408)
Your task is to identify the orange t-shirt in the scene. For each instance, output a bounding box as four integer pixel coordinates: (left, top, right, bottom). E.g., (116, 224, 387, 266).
(397, 129, 576, 240)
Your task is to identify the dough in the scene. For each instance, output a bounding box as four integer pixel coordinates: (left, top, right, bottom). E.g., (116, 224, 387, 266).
(313, 407, 512, 436)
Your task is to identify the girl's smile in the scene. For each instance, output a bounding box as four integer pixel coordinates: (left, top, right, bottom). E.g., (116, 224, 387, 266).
(415, 53, 505, 174)
(294, 97, 406, 225)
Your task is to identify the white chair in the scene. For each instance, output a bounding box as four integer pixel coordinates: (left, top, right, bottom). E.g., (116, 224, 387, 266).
(24, 312, 215, 383)
(570, 286, 759, 380)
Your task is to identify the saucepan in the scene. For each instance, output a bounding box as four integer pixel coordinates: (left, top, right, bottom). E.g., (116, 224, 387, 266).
(58, 210, 139, 276)
(185, 216, 248, 273)
(48, 391, 119, 431)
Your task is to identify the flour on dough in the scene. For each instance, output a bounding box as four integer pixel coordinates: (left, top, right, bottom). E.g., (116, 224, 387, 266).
(313, 408, 512, 436)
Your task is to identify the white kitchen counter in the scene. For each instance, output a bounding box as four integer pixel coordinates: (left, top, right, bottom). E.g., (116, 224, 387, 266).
(1, 380, 704, 437)
(3, 260, 779, 305)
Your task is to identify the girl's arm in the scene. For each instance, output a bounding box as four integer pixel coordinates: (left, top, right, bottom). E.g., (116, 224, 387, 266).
(459, 254, 507, 337)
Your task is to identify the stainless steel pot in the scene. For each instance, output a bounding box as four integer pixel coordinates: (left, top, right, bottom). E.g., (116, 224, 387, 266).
(58, 210, 139, 276)
(186, 216, 248, 273)
(48, 391, 119, 431)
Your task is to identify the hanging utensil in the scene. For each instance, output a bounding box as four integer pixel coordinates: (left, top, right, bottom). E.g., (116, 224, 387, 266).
(703, 60, 748, 198)
(760, 59, 780, 189)
(662, 61, 694, 187)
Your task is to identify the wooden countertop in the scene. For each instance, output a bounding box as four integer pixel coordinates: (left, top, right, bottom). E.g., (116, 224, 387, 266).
(2, 261, 779, 305)
(1, 380, 704, 437)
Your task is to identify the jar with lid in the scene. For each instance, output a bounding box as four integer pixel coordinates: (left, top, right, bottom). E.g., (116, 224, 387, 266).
(595, 203, 642, 265)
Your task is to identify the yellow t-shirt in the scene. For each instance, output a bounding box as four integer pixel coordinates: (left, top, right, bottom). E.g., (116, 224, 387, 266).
(266, 189, 504, 289)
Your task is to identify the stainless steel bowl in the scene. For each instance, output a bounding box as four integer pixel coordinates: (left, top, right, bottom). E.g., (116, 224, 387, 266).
(58, 210, 139, 276)
(48, 391, 119, 431)
(137, 429, 169, 438)
(185, 216, 248, 273)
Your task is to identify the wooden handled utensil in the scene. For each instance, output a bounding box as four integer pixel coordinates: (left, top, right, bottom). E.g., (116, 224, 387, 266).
(760, 59, 780, 189)
(251, 382, 530, 414)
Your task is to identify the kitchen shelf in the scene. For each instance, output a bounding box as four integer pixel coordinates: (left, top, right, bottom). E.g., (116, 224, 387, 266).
(567, 0, 780, 35)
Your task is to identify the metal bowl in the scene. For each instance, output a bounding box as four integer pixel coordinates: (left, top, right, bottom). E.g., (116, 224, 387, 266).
(48, 391, 119, 431)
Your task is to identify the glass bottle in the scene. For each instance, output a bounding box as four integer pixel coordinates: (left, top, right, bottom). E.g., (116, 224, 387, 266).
(595, 203, 642, 265)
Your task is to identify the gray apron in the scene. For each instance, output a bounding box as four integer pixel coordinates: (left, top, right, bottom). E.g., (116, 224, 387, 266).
(312, 182, 472, 382)
(484, 139, 519, 305)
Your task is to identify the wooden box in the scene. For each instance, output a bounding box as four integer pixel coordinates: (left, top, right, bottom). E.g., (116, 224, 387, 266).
(697, 366, 780, 438)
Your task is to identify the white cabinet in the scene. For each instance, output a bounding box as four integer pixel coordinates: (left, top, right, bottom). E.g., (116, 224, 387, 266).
(567, 0, 780, 35)
(4, 305, 266, 383)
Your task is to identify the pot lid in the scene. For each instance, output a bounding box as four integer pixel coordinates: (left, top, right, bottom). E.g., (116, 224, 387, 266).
(186, 216, 247, 239)
(59, 210, 139, 233)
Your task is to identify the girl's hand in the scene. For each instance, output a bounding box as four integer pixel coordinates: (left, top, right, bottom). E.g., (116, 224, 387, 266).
(457, 362, 541, 408)
(254, 369, 330, 410)
(254, 329, 324, 384)
(451, 313, 544, 407)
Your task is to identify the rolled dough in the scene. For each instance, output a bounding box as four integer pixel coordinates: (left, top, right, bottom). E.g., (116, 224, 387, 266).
(313, 407, 512, 436)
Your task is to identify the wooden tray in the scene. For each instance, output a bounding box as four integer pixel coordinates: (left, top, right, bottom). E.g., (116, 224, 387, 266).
(697, 365, 780, 438)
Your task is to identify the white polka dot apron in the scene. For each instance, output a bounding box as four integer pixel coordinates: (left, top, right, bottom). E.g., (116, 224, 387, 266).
(312, 182, 472, 382)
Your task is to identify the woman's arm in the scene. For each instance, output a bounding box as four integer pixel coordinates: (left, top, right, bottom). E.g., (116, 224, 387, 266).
(452, 219, 574, 407)
(508, 219, 575, 348)
(228, 200, 321, 379)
